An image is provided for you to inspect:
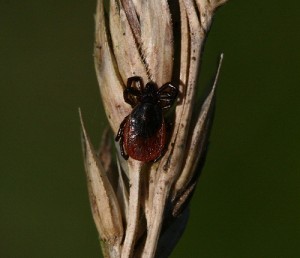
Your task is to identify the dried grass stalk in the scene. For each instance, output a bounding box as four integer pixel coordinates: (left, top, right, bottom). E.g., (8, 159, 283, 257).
(81, 0, 229, 257)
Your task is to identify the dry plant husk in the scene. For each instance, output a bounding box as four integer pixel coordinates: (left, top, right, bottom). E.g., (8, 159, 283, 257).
(80, 0, 229, 257)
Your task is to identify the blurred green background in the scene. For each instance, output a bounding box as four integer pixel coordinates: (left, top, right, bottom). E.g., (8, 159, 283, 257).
(1, 1, 299, 257)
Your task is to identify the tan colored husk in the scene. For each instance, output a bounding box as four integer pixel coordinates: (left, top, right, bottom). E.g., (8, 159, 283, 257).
(80, 110, 123, 257)
(81, 0, 229, 257)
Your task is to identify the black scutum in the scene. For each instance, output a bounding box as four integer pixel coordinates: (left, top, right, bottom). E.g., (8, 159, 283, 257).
(130, 103, 162, 138)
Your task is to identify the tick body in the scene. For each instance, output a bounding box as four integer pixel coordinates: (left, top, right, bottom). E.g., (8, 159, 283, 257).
(115, 76, 178, 162)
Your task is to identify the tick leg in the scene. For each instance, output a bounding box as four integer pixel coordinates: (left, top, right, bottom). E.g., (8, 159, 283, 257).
(160, 103, 172, 110)
(157, 82, 178, 110)
(124, 76, 143, 107)
(115, 117, 129, 160)
(119, 136, 129, 160)
(124, 87, 140, 107)
(157, 82, 178, 98)
(158, 98, 174, 110)
(157, 93, 173, 98)
(115, 118, 127, 141)
(127, 76, 144, 90)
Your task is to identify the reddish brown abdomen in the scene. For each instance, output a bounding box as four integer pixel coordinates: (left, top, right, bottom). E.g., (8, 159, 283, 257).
(123, 119, 166, 162)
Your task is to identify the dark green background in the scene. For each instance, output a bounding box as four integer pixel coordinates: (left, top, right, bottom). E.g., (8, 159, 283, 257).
(1, 1, 299, 257)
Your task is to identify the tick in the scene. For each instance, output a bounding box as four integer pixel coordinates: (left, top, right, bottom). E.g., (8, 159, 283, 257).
(115, 76, 178, 162)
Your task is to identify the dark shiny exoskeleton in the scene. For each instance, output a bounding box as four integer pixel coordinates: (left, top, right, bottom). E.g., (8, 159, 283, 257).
(115, 76, 178, 162)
